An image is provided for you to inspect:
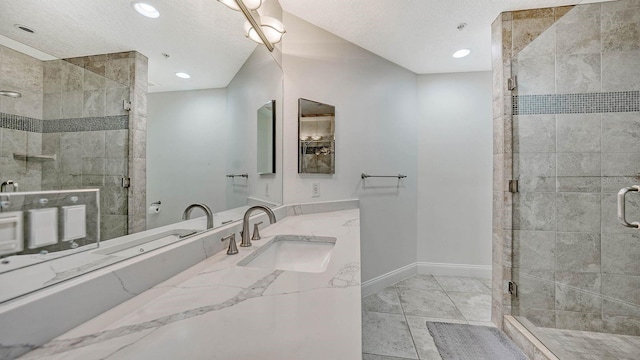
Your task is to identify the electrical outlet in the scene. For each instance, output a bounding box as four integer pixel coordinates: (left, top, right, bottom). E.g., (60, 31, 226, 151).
(265, 183, 270, 197)
(312, 183, 320, 197)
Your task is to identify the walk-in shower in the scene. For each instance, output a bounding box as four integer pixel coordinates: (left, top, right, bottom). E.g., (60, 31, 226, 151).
(505, 1, 640, 359)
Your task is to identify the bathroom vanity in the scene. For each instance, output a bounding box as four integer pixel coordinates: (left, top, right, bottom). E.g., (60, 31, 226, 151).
(11, 202, 361, 359)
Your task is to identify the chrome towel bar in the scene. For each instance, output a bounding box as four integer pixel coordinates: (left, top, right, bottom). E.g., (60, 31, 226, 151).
(361, 173, 407, 179)
(226, 174, 248, 178)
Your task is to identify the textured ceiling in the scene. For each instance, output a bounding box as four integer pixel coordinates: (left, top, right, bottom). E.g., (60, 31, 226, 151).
(278, 0, 606, 74)
(0, 0, 257, 92)
(0, 0, 611, 93)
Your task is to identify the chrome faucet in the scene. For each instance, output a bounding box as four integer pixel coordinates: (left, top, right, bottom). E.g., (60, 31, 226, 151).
(0, 180, 18, 192)
(182, 203, 214, 229)
(240, 205, 276, 247)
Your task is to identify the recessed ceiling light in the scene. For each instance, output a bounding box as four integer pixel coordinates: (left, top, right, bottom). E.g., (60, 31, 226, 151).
(175, 72, 191, 79)
(132, 2, 160, 18)
(14, 24, 35, 33)
(452, 49, 471, 58)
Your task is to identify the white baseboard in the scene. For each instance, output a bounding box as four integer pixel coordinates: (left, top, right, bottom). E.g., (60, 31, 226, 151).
(417, 262, 491, 279)
(361, 263, 416, 297)
(361, 262, 492, 298)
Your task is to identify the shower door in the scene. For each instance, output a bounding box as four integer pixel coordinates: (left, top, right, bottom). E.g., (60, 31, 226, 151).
(510, 1, 640, 355)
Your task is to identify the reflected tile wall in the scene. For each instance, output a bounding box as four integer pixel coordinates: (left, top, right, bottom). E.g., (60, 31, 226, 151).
(0, 48, 143, 241)
(495, 1, 640, 338)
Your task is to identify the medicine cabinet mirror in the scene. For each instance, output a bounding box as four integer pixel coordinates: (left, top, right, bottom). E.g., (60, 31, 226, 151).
(298, 98, 335, 174)
(257, 100, 276, 174)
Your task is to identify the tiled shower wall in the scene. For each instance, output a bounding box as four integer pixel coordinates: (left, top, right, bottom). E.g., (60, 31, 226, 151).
(491, 6, 572, 330)
(0, 45, 148, 240)
(493, 0, 640, 337)
(0, 45, 44, 191)
(512, 1, 640, 336)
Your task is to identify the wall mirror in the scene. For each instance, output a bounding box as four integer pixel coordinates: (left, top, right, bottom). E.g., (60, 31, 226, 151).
(298, 98, 335, 174)
(257, 100, 276, 174)
(0, 0, 283, 303)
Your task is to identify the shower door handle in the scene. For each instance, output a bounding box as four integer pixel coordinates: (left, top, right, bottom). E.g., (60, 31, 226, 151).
(618, 186, 640, 229)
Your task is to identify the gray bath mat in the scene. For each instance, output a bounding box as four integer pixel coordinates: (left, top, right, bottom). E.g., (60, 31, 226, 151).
(426, 322, 527, 360)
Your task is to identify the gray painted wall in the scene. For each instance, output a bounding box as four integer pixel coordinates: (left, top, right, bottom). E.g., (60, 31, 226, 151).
(146, 88, 228, 229)
(282, 13, 419, 283)
(417, 72, 493, 268)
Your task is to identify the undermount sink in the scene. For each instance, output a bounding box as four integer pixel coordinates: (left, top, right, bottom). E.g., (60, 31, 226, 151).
(238, 235, 336, 273)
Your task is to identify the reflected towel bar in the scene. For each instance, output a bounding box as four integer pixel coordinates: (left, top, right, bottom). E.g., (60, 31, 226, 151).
(226, 174, 248, 178)
(361, 173, 407, 179)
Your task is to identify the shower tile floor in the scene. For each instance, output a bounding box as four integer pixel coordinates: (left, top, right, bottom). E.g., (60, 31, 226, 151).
(528, 324, 640, 360)
(362, 274, 493, 359)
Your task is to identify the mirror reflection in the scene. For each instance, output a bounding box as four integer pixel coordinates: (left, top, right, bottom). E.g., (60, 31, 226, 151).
(0, 0, 283, 302)
(257, 100, 276, 174)
(298, 98, 335, 174)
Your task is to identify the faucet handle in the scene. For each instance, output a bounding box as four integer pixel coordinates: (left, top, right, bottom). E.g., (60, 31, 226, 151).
(221, 233, 238, 255)
(251, 222, 264, 241)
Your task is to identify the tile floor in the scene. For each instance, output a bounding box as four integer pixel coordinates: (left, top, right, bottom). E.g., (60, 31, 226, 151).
(530, 323, 640, 360)
(362, 274, 493, 360)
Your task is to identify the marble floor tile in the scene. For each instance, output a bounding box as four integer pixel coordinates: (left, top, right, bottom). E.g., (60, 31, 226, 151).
(447, 292, 492, 322)
(434, 276, 491, 294)
(362, 354, 416, 360)
(397, 288, 465, 320)
(394, 275, 442, 291)
(406, 316, 444, 360)
(362, 311, 419, 359)
(362, 275, 495, 359)
(362, 287, 403, 314)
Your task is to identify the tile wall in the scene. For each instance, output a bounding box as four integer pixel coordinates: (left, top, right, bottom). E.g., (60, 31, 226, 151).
(493, 0, 640, 337)
(0, 45, 148, 241)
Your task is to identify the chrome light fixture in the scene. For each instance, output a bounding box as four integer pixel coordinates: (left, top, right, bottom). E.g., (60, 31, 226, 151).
(0, 91, 22, 98)
(218, 0, 263, 11)
(218, 0, 285, 52)
(244, 16, 286, 45)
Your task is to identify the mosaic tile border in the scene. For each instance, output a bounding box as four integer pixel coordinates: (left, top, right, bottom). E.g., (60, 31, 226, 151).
(42, 116, 128, 133)
(0, 113, 43, 132)
(513, 91, 640, 115)
(0, 113, 128, 133)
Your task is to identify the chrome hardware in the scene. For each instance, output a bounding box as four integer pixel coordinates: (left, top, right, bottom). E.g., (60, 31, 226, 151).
(179, 230, 198, 239)
(221, 233, 238, 255)
(508, 76, 517, 90)
(241, 205, 276, 247)
(123, 100, 132, 111)
(226, 174, 248, 178)
(0, 180, 18, 192)
(182, 203, 214, 230)
(121, 177, 131, 188)
(508, 281, 518, 297)
(251, 221, 264, 241)
(361, 173, 407, 179)
(151, 200, 161, 206)
(509, 180, 519, 193)
(617, 186, 640, 229)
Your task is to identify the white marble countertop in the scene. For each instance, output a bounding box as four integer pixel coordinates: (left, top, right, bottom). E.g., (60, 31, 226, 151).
(20, 208, 362, 360)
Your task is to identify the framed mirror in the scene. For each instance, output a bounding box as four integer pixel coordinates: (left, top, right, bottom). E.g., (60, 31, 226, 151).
(298, 98, 335, 174)
(257, 100, 276, 174)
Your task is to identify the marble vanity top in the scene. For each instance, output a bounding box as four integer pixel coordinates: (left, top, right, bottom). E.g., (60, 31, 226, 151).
(19, 208, 362, 360)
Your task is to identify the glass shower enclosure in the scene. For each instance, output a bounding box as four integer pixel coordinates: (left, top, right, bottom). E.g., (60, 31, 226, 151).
(510, 2, 640, 358)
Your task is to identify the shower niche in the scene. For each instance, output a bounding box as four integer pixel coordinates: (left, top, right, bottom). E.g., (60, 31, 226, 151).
(298, 98, 335, 174)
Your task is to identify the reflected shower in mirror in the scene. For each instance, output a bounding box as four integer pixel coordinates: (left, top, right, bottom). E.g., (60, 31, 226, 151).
(298, 98, 335, 174)
(257, 100, 276, 174)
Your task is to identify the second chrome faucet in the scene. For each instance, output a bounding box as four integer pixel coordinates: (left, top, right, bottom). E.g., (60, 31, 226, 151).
(240, 205, 276, 247)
